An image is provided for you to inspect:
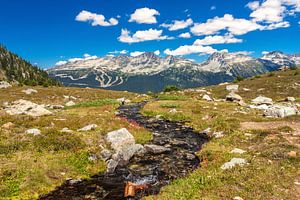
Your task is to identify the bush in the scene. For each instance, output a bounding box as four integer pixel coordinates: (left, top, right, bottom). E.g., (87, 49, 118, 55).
(233, 76, 245, 83)
(163, 85, 181, 92)
(268, 72, 275, 77)
(290, 66, 297, 70)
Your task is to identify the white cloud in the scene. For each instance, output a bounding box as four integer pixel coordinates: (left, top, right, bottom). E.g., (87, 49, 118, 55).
(249, 0, 300, 23)
(55, 61, 67, 66)
(118, 28, 172, 43)
(109, 50, 128, 55)
(154, 50, 160, 55)
(178, 32, 191, 38)
(247, 1, 260, 10)
(75, 10, 118, 26)
(190, 14, 262, 36)
(130, 51, 145, 57)
(263, 21, 290, 29)
(193, 35, 242, 46)
(129, 7, 160, 24)
(164, 44, 217, 56)
(161, 18, 193, 31)
(211, 6, 216, 10)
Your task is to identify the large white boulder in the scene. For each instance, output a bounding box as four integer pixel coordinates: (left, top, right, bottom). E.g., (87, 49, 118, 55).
(0, 81, 12, 89)
(226, 85, 239, 92)
(77, 124, 98, 132)
(251, 96, 273, 105)
(106, 128, 135, 151)
(65, 101, 76, 107)
(4, 99, 52, 117)
(25, 128, 41, 136)
(202, 94, 213, 101)
(264, 105, 298, 118)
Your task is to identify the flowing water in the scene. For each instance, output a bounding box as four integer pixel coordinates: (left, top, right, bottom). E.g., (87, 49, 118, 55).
(39, 102, 207, 200)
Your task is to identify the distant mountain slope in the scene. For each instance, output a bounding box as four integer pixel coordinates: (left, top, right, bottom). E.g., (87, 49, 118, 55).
(48, 51, 299, 92)
(0, 45, 59, 86)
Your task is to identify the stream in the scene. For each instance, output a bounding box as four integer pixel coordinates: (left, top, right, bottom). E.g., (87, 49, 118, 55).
(39, 101, 208, 200)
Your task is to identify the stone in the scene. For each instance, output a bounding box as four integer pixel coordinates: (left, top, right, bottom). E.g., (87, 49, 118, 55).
(238, 100, 247, 107)
(101, 149, 112, 161)
(242, 88, 250, 91)
(1, 122, 14, 129)
(226, 92, 243, 102)
(106, 128, 135, 151)
(77, 124, 98, 132)
(264, 105, 298, 118)
(117, 98, 126, 104)
(221, 158, 247, 170)
(226, 85, 239, 92)
(113, 144, 145, 166)
(0, 81, 12, 89)
(233, 197, 244, 200)
(25, 128, 41, 136)
(251, 96, 273, 105)
(61, 127, 73, 133)
(144, 144, 171, 154)
(287, 151, 297, 158)
(22, 88, 37, 95)
(106, 159, 119, 173)
(249, 104, 269, 110)
(169, 108, 177, 113)
(64, 95, 77, 100)
(231, 148, 246, 154)
(186, 153, 196, 160)
(50, 105, 65, 109)
(212, 131, 224, 138)
(4, 99, 52, 117)
(286, 97, 295, 102)
(65, 101, 76, 107)
(68, 179, 81, 185)
(202, 94, 213, 101)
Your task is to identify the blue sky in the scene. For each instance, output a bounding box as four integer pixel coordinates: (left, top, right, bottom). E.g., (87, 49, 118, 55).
(0, 0, 300, 68)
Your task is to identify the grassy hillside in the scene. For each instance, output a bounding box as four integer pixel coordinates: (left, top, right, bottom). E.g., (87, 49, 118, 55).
(0, 86, 151, 199)
(0, 46, 59, 86)
(142, 68, 300, 199)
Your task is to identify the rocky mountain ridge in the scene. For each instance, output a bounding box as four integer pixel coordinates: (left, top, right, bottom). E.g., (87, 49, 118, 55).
(48, 51, 300, 92)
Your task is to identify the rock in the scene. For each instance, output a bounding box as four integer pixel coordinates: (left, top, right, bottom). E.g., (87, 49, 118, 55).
(242, 88, 250, 91)
(238, 100, 247, 107)
(25, 128, 41, 136)
(0, 81, 12, 89)
(226, 85, 239, 92)
(231, 148, 246, 154)
(286, 97, 295, 102)
(101, 149, 112, 161)
(155, 115, 162, 119)
(106, 159, 119, 173)
(117, 98, 126, 104)
(233, 197, 244, 200)
(1, 122, 14, 129)
(88, 154, 98, 161)
(113, 144, 145, 166)
(249, 104, 269, 110)
(22, 88, 37, 95)
(221, 158, 248, 170)
(202, 94, 213, 101)
(169, 108, 177, 113)
(186, 153, 196, 160)
(68, 179, 81, 185)
(212, 131, 224, 138)
(226, 92, 243, 102)
(64, 95, 77, 100)
(65, 101, 76, 107)
(287, 151, 297, 158)
(61, 127, 73, 133)
(264, 105, 298, 118)
(144, 144, 171, 154)
(4, 99, 52, 117)
(106, 128, 135, 151)
(251, 96, 273, 105)
(77, 124, 98, 132)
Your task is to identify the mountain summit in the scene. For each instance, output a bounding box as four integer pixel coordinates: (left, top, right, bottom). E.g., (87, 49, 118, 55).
(48, 51, 299, 92)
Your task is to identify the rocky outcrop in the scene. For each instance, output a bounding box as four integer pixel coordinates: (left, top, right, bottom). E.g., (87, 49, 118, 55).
(22, 88, 37, 95)
(226, 84, 239, 92)
(226, 92, 243, 102)
(221, 158, 248, 170)
(252, 96, 273, 105)
(264, 105, 299, 118)
(4, 99, 52, 117)
(202, 94, 213, 101)
(0, 81, 11, 89)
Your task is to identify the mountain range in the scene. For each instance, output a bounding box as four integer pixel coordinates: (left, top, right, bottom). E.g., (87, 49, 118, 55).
(47, 51, 299, 93)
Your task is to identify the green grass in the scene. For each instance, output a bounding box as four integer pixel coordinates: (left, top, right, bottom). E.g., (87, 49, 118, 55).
(158, 94, 187, 101)
(65, 99, 119, 109)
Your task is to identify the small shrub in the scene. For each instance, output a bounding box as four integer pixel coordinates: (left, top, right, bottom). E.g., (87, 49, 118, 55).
(268, 72, 275, 77)
(277, 126, 294, 133)
(163, 85, 181, 92)
(254, 75, 261, 79)
(294, 71, 299, 76)
(160, 103, 179, 108)
(290, 66, 297, 70)
(233, 76, 245, 83)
